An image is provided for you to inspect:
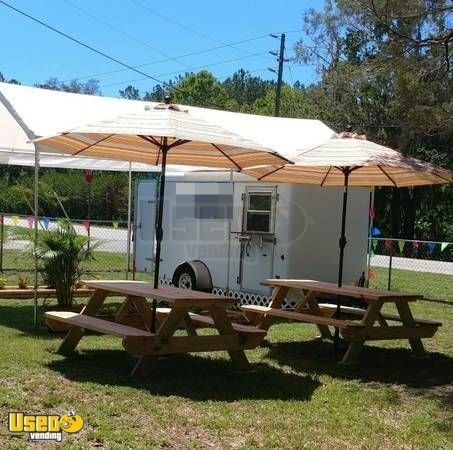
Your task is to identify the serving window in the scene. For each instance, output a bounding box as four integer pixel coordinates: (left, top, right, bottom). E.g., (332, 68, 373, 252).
(244, 190, 275, 233)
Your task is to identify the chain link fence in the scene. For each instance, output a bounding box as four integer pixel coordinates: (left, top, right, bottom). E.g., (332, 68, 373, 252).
(1, 212, 451, 301)
(368, 237, 453, 301)
(0, 212, 134, 286)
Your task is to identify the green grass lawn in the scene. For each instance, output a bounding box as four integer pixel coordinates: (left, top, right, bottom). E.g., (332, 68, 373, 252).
(370, 267, 452, 301)
(0, 297, 451, 449)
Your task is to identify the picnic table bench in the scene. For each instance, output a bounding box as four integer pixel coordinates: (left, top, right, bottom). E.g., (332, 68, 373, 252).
(46, 280, 265, 376)
(241, 279, 441, 364)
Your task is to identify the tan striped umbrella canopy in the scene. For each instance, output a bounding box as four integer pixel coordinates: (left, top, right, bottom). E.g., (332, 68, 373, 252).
(244, 137, 453, 186)
(34, 103, 290, 170)
(244, 136, 452, 349)
(34, 102, 291, 332)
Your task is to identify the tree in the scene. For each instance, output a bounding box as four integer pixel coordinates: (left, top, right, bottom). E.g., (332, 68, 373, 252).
(223, 69, 274, 111)
(294, 0, 453, 240)
(252, 84, 317, 118)
(0, 71, 20, 85)
(35, 78, 101, 95)
(119, 85, 140, 100)
(169, 71, 236, 109)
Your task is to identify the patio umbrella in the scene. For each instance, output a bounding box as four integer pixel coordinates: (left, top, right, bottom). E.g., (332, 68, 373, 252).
(244, 135, 453, 348)
(33, 100, 292, 331)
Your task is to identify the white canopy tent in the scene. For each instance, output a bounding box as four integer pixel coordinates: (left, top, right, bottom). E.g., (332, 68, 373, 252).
(0, 82, 336, 157)
(0, 82, 336, 327)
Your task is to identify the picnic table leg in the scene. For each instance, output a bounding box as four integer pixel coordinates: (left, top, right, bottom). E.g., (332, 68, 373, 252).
(395, 301, 426, 357)
(341, 300, 383, 365)
(131, 308, 187, 377)
(57, 289, 108, 354)
(209, 306, 250, 370)
(130, 296, 153, 330)
(257, 286, 289, 331)
(114, 296, 133, 323)
(183, 312, 198, 336)
(296, 290, 332, 339)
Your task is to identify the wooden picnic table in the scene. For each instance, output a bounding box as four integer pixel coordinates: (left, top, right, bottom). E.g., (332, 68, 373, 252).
(241, 279, 441, 364)
(46, 280, 265, 376)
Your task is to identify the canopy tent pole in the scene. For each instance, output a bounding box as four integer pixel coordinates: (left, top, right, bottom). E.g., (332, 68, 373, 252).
(33, 145, 39, 329)
(366, 188, 375, 287)
(150, 139, 168, 333)
(126, 162, 132, 279)
(334, 167, 351, 350)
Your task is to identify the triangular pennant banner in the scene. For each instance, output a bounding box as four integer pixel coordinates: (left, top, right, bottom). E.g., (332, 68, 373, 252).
(398, 241, 405, 253)
(371, 227, 381, 237)
(426, 242, 436, 255)
(413, 241, 420, 249)
(11, 216, 19, 226)
(43, 218, 50, 230)
(369, 207, 375, 219)
(112, 221, 119, 229)
(27, 216, 35, 228)
(371, 239, 377, 252)
(368, 269, 376, 280)
(384, 240, 392, 250)
(441, 243, 449, 252)
(82, 220, 90, 232)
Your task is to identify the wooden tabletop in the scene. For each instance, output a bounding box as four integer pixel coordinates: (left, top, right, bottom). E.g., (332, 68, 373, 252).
(83, 280, 235, 307)
(265, 279, 422, 302)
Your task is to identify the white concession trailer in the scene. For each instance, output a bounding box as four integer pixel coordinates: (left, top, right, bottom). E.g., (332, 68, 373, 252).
(134, 171, 370, 304)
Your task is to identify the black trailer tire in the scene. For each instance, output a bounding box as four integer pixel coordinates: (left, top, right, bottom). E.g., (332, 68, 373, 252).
(172, 264, 197, 290)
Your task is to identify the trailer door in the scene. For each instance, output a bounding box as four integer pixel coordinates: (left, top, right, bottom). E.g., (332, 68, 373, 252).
(239, 187, 276, 292)
(134, 180, 156, 272)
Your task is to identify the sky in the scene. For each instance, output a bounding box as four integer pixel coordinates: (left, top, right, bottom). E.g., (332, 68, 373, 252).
(0, 0, 322, 98)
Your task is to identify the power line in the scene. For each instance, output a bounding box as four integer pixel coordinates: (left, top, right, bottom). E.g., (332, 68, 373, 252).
(103, 62, 318, 92)
(129, 0, 272, 60)
(62, 34, 269, 83)
(0, 0, 187, 94)
(62, 0, 189, 68)
(101, 51, 270, 89)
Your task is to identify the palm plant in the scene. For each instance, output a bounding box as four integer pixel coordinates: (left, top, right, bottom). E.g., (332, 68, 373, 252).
(10, 221, 97, 307)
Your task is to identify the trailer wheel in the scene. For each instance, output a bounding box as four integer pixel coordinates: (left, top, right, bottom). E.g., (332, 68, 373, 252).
(172, 261, 213, 292)
(173, 264, 196, 290)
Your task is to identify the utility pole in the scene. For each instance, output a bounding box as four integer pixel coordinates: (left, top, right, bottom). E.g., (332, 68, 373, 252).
(269, 33, 287, 117)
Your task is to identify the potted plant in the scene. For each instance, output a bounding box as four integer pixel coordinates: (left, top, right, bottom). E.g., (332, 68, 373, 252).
(10, 221, 97, 331)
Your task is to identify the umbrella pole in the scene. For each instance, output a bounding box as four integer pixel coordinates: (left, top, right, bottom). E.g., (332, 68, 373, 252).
(151, 141, 168, 332)
(33, 145, 39, 329)
(334, 167, 350, 351)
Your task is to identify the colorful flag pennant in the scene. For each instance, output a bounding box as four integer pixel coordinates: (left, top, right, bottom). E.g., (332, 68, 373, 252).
(11, 216, 19, 226)
(441, 242, 449, 252)
(426, 242, 436, 255)
(371, 239, 377, 252)
(368, 269, 376, 280)
(82, 220, 90, 232)
(369, 207, 375, 219)
(112, 221, 119, 229)
(413, 241, 420, 249)
(43, 217, 51, 230)
(371, 227, 382, 237)
(384, 240, 392, 250)
(398, 241, 405, 253)
(27, 216, 35, 228)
